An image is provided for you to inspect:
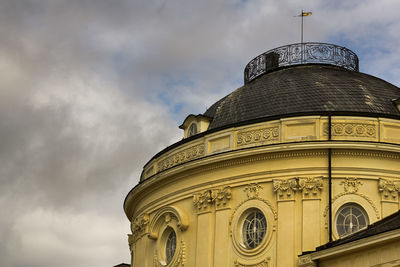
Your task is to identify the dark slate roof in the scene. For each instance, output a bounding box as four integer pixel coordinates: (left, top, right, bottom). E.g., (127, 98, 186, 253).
(204, 65, 400, 130)
(316, 209, 400, 251)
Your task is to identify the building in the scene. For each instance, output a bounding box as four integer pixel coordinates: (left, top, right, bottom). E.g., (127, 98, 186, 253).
(124, 42, 400, 267)
(299, 209, 400, 266)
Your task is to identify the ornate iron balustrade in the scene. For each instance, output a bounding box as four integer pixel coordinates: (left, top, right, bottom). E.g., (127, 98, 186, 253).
(244, 43, 359, 84)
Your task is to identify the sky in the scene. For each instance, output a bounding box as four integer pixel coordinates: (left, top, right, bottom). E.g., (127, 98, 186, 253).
(1, 0, 400, 266)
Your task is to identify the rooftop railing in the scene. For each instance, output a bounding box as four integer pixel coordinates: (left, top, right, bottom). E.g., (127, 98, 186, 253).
(244, 42, 359, 84)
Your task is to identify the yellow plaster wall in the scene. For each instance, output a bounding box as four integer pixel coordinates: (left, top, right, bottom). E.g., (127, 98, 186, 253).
(127, 116, 400, 267)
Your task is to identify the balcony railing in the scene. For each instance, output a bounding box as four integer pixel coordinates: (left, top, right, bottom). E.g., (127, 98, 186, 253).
(244, 42, 359, 84)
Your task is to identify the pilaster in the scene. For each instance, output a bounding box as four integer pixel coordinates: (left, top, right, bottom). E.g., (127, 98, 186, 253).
(298, 177, 323, 251)
(193, 186, 232, 267)
(273, 178, 297, 267)
(378, 178, 400, 217)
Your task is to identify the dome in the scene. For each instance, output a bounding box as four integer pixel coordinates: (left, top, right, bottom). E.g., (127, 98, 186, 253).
(125, 42, 400, 267)
(204, 44, 400, 131)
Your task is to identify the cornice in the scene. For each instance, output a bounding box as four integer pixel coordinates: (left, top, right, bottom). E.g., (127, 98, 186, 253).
(125, 145, 400, 219)
(309, 228, 400, 260)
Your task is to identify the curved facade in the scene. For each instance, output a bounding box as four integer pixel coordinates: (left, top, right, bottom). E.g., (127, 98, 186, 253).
(124, 43, 400, 267)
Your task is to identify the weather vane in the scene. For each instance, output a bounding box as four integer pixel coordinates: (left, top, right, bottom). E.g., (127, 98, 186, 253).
(296, 10, 312, 43)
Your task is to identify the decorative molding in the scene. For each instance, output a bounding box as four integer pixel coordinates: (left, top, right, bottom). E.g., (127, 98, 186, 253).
(340, 177, 362, 193)
(298, 254, 317, 267)
(176, 240, 186, 266)
(193, 190, 213, 212)
(128, 234, 134, 252)
(131, 213, 150, 242)
(273, 178, 298, 201)
(149, 206, 189, 240)
(212, 186, 232, 209)
(324, 123, 376, 138)
(234, 258, 270, 267)
(332, 150, 400, 160)
(230, 197, 278, 223)
(193, 186, 232, 212)
(153, 250, 159, 267)
(153, 240, 186, 267)
(158, 143, 205, 172)
(298, 177, 323, 198)
(237, 126, 279, 146)
(244, 183, 263, 199)
(323, 191, 380, 219)
(378, 178, 400, 202)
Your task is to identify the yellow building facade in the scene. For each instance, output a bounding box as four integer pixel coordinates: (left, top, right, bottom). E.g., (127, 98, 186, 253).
(124, 43, 400, 267)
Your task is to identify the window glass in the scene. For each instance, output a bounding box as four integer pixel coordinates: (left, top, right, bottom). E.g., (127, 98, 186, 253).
(242, 209, 267, 249)
(336, 203, 369, 237)
(188, 123, 198, 137)
(165, 230, 176, 264)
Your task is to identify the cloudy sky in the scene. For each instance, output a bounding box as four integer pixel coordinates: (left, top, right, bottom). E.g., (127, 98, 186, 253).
(1, 0, 400, 266)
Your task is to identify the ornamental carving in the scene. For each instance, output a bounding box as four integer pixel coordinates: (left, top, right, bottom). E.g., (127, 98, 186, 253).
(298, 177, 323, 198)
(340, 178, 362, 193)
(128, 234, 134, 252)
(158, 143, 205, 172)
(244, 183, 263, 199)
(193, 186, 232, 212)
(212, 186, 232, 209)
(323, 191, 380, 219)
(378, 178, 400, 201)
(234, 258, 269, 267)
(193, 190, 213, 212)
(131, 213, 149, 241)
(324, 123, 376, 138)
(244, 43, 358, 84)
(273, 178, 298, 200)
(298, 255, 316, 267)
(154, 240, 186, 267)
(237, 126, 279, 146)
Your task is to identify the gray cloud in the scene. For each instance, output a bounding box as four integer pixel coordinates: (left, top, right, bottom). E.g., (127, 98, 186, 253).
(0, 0, 399, 266)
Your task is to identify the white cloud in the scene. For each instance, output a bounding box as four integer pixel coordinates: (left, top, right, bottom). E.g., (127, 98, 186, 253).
(7, 208, 129, 267)
(0, 0, 399, 266)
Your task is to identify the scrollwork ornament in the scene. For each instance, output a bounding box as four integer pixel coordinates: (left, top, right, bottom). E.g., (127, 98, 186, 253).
(273, 178, 298, 200)
(193, 186, 232, 212)
(298, 177, 323, 198)
(244, 43, 358, 84)
(378, 178, 400, 201)
(340, 178, 362, 193)
(131, 213, 150, 242)
(212, 186, 232, 208)
(244, 183, 263, 199)
(234, 258, 270, 267)
(193, 190, 213, 212)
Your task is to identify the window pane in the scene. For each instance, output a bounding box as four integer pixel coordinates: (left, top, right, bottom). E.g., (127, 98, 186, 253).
(165, 230, 176, 264)
(336, 204, 369, 238)
(242, 210, 267, 249)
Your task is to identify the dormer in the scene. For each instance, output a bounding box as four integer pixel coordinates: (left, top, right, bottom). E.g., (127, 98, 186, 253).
(394, 97, 400, 112)
(179, 114, 212, 138)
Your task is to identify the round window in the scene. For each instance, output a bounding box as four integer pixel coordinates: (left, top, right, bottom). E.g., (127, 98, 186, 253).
(242, 209, 267, 249)
(188, 123, 198, 137)
(335, 203, 369, 237)
(165, 229, 176, 264)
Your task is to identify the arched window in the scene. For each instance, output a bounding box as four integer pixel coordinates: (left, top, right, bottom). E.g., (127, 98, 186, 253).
(335, 203, 369, 237)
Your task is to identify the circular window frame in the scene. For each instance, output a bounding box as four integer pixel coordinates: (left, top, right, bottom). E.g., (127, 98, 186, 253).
(231, 199, 275, 257)
(157, 225, 180, 266)
(331, 193, 378, 240)
(334, 202, 369, 238)
(240, 208, 267, 249)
